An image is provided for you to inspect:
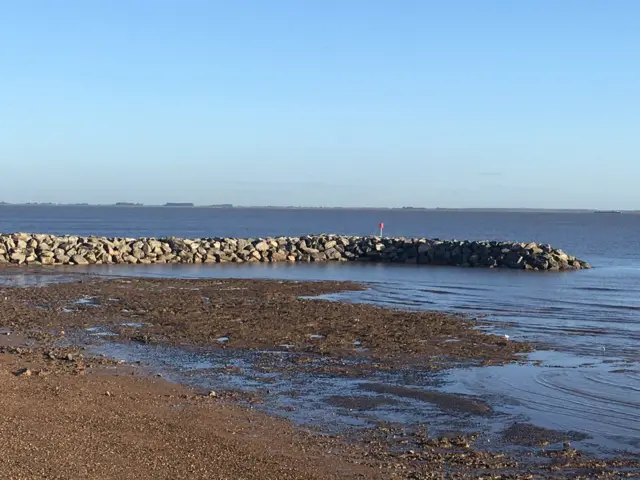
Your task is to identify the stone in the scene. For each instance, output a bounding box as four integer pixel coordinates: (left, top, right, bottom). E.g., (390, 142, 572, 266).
(505, 255, 524, 268)
(310, 252, 327, 262)
(417, 243, 431, 254)
(41, 256, 55, 265)
(72, 254, 89, 265)
(124, 255, 139, 264)
(0, 233, 587, 271)
(55, 254, 70, 264)
(10, 252, 26, 264)
(271, 251, 288, 262)
(254, 241, 269, 252)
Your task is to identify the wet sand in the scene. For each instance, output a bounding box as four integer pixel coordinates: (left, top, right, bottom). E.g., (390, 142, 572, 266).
(1, 275, 638, 478)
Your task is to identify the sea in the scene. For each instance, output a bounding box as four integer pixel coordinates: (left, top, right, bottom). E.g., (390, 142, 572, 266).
(1, 205, 639, 454)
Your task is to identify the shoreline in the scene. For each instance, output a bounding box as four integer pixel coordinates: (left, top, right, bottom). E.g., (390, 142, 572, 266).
(0, 274, 638, 477)
(0, 232, 590, 270)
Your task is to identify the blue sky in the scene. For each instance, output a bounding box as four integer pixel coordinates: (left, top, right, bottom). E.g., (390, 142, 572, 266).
(1, 1, 638, 208)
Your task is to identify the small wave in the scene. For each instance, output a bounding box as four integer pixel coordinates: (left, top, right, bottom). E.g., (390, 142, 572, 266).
(444, 360, 640, 452)
(420, 289, 456, 295)
(552, 298, 640, 312)
(437, 284, 494, 292)
(574, 286, 626, 292)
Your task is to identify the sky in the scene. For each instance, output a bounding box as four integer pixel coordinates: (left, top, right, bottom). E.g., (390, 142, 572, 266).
(1, 1, 639, 209)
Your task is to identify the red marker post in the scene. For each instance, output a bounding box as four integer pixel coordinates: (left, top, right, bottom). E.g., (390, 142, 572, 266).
(379, 222, 384, 237)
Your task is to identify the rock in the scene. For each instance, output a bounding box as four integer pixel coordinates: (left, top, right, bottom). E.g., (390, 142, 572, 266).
(14, 368, 32, 377)
(55, 253, 70, 264)
(41, 256, 55, 265)
(10, 252, 26, 264)
(0, 233, 588, 271)
(324, 248, 342, 260)
(124, 255, 139, 264)
(310, 252, 327, 262)
(254, 241, 269, 252)
(271, 251, 288, 262)
(71, 254, 89, 265)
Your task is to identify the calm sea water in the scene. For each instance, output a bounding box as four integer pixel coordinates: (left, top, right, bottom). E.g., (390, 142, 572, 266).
(1, 205, 639, 267)
(1, 205, 639, 453)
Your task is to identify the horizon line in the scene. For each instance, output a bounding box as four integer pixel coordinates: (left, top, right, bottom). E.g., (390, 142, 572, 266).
(0, 202, 634, 213)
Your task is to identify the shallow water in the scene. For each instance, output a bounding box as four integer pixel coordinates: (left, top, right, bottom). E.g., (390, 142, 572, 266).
(0, 272, 82, 287)
(443, 350, 640, 454)
(88, 340, 453, 431)
(85, 338, 546, 454)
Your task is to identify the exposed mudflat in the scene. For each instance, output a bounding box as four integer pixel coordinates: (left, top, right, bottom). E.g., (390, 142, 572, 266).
(0, 276, 638, 479)
(0, 277, 531, 365)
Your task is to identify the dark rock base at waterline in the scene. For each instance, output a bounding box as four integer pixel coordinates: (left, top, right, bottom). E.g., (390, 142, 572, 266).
(0, 233, 590, 271)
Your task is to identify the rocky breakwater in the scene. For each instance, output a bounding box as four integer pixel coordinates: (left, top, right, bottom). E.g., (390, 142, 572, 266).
(0, 233, 590, 270)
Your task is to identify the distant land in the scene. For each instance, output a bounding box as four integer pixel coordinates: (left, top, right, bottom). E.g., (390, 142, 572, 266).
(0, 202, 637, 213)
